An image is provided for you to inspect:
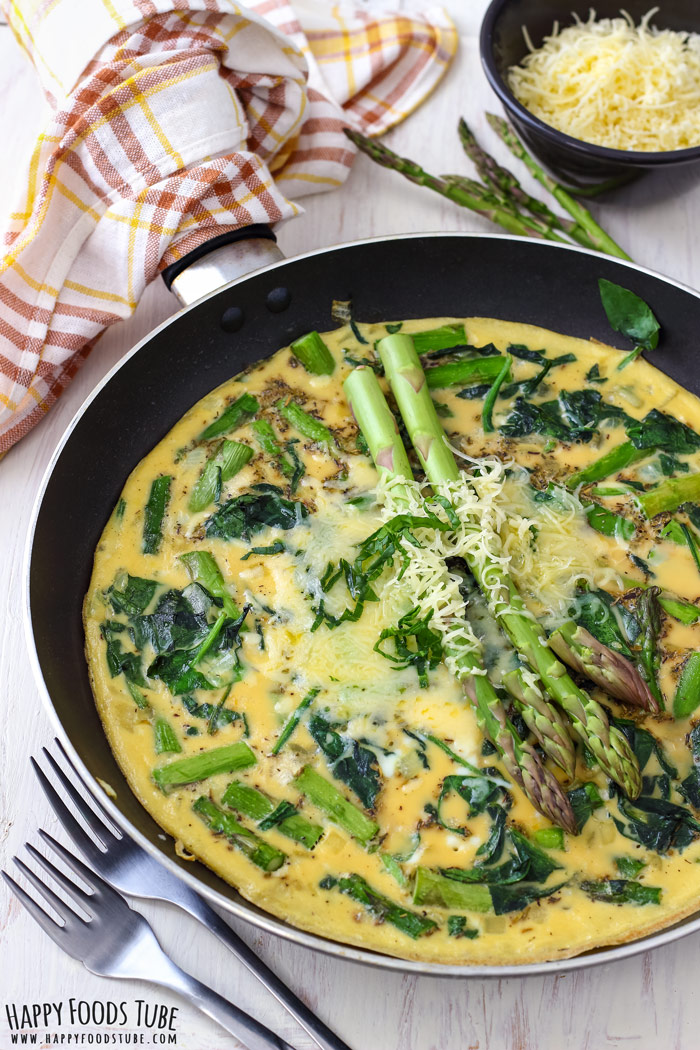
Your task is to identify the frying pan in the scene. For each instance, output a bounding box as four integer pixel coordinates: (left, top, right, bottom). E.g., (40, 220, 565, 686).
(26, 230, 700, 977)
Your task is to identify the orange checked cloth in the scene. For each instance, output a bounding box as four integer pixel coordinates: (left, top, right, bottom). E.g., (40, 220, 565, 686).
(0, 0, 457, 455)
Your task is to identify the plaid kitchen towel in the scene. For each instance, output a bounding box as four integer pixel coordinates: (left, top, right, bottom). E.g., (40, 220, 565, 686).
(0, 0, 456, 456)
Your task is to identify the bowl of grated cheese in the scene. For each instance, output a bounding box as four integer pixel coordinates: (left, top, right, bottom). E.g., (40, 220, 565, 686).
(480, 0, 700, 186)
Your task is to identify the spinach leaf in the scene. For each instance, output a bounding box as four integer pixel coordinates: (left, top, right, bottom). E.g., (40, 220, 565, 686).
(507, 343, 544, 362)
(330, 874, 438, 939)
(441, 827, 562, 886)
(143, 475, 171, 555)
(488, 881, 568, 915)
(108, 575, 157, 617)
(626, 409, 700, 454)
(598, 278, 660, 368)
(567, 782, 604, 831)
(659, 453, 689, 476)
(613, 795, 700, 854)
(499, 397, 572, 441)
(308, 714, 381, 809)
(568, 589, 637, 659)
(580, 879, 661, 905)
(427, 774, 503, 836)
(181, 695, 247, 733)
(615, 856, 646, 878)
(374, 606, 443, 688)
(680, 724, 700, 808)
(105, 639, 146, 686)
(205, 484, 308, 541)
(131, 589, 210, 655)
(612, 716, 677, 778)
(475, 806, 507, 864)
(456, 383, 492, 401)
(447, 916, 479, 939)
(586, 364, 607, 383)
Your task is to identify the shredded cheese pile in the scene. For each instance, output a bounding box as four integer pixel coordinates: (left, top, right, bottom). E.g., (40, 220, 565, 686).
(508, 9, 700, 152)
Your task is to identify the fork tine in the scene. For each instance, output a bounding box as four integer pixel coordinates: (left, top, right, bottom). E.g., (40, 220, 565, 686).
(31, 755, 106, 858)
(24, 842, 96, 916)
(53, 740, 122, 837)
(38, 831, 125, 908)
(2, 871, 64, 937)
(12, 855, 86, 926)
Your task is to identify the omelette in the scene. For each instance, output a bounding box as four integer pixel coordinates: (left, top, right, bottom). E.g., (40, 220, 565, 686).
(83, 311, 700, 965)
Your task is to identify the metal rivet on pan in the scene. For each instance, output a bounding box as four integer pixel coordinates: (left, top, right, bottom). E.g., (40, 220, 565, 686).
(221, 306, 244, 332)
(266, 286, 291, 313)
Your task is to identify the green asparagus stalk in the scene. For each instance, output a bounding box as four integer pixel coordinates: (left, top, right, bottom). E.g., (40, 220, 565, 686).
(222, 781, 323, 849)
(193, 796, 286, 871)
(673, 652, 700, 719)
(636, 473, 700, 518)
(290, 331, 336, 375)
(198, 393, 259, 443)
(154, 718, 182, 755)
(344, 368, 578, 829)
(413, 867, 492, 911)
(377, 333, 641, 799)
(548, 621, 658, 712)
(343, 128, 569, 243)
(295, 766, 379, 845)
(323, 873, 439, 938)
(251, 419, 297, 481)
(271, 686, 321, 755)
(425, 356, 508, 390)
(153, 741, 256, 789)
(566, 441, 650, 489)
(486, 114, 631, 261)
(457, 117, 596, 250)
(188, 440, 253, 513)
(412, 324, 467, 353)
(179, 550, 240, 619)
(277, 398, 336, 448)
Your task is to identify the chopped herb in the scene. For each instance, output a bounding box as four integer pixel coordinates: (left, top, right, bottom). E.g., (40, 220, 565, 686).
(374, 606, 443, 689)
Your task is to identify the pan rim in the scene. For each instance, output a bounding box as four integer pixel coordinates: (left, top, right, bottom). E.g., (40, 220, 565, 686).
(24, 230, 700, 977)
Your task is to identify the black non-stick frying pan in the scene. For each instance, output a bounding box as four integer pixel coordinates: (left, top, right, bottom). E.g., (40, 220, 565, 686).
(26, 231, 700, 977)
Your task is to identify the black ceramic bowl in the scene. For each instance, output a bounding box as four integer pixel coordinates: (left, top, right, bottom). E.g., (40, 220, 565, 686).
(480, 0, 700, 186)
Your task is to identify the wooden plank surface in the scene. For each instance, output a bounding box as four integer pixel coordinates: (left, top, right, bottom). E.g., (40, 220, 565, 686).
(2, 3, 700, 1048)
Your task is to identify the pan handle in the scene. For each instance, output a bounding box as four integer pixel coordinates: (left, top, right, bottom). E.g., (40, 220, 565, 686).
(161, 224, 284, 307)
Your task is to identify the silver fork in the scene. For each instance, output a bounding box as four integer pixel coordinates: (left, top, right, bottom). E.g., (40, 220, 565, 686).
(3, 833, 296, 1050)
(33, 742, 351, 1050)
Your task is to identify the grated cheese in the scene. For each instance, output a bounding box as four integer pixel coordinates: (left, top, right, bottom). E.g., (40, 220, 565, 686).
(508, 9, 700, 152)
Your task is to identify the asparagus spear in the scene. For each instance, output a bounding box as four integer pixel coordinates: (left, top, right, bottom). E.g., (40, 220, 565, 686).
(290, 331, 335, 375)
(153, 741, 256, 789)
(277, 398, 336, 448)
(425, 356, 507, 390)
(188, 440, 253, 513)
(322, 873, 439, 938)
(222, 781, 323, 849)
(193, 796, 286, 871)
(198, 393, 258, 443)
(548, 621, 658, 712)
(566, 441, 650, 490)
(343, 128, 569, 243)
(345, 367, 578, 829)
(295, 766, 379, 845)
(486, 114, 631, 261)
(377, 333, 641, 799)
(636, 473, 700, 518)
(456, 118, 596, 251)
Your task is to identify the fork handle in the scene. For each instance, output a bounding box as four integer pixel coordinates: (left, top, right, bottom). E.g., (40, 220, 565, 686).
(173, 892, 352, 1050)
(155, 957, 298, 1050)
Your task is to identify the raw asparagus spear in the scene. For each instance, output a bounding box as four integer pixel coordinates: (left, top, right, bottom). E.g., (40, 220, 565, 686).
(549, 620, 658, 712)
(377, 333, 641, 799)
(343, 128, 569, 243)
(486, 114, 631, 261)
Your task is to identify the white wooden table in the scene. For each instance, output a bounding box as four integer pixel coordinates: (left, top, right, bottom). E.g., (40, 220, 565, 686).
(2, 4, 700, 1049)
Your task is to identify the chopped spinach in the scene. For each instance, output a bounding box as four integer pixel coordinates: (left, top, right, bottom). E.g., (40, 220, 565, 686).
(567, 782, 604, 832)
(143, 475, 171, 555)
(680, 724, 700, 807)
(456, 383, 492, 400)
(205, 484, 308, 541)
(659, 453, 689, 476)
(615, 855, 646, 878)
(613, 794, 700, 854)
(105, 639, 147, 687)
(108, 575, 157, 617)
(507, 343, 544, 362)
(626, 409, 700, 454)
(447, 916, 479, 939)
(309, 713, 381, 809)
(580, 878, 660, 905)
(586, 363, 607, 383)
(131, 588, 210, 655)
(326, 873, 438, 939)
